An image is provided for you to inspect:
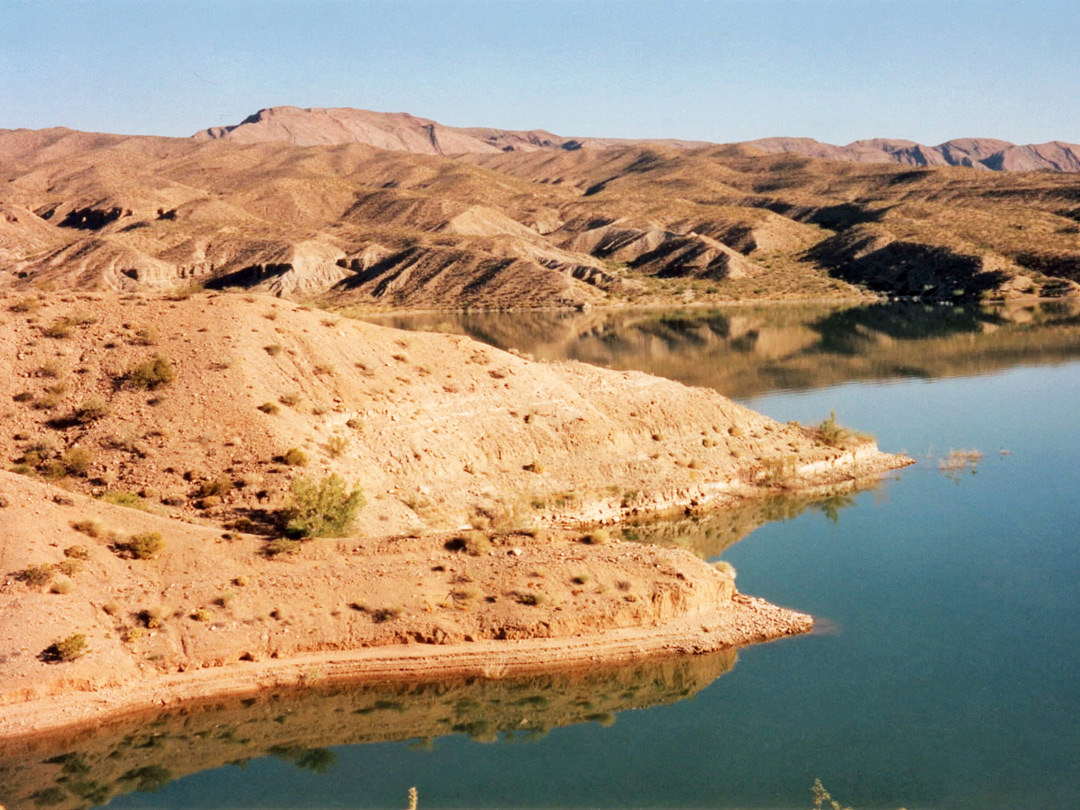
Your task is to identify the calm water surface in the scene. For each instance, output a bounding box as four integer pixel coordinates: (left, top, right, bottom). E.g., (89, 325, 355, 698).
(7, 302, 1080, 809)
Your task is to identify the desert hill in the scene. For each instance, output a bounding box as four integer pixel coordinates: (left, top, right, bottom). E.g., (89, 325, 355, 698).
(0, 290, 903, 743)
(193, 105, 713, 154)
(194, 107, 1080, 176)
(744, 136, 1080, 173)
(1, 110, 1079, 306)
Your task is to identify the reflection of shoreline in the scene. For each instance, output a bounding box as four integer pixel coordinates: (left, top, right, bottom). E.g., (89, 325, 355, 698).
(0, 651, 736, 810)
(356, 301, 1080, 399)
(620, 478, 880, 561)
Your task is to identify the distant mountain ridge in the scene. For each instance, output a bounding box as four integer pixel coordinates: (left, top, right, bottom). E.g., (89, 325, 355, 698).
(743, 136, 1080, 173)
(193, 105, 711, 155)
(192, 105, 1080, 173)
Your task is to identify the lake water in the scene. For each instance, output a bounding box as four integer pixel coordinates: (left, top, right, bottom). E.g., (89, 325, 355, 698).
(5, 301, 1080, 810)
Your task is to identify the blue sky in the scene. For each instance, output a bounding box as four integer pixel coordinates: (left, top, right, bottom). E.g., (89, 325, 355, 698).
(1, 0, 1077, 145)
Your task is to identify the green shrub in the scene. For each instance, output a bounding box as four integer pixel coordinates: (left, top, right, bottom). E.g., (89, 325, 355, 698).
(73, 396, 109, 424)
(43, 633, 88, 662)
(580, 529, 611, 546)
(283, 474, 365, 538)
(283, 447, 308, 467)
(817, 411, 851, 447)
(114, 532, 164, 560)
(18, 563, 57, 588)
(126, 355, 176, 389)
(100, 490, 152, 511)
(197, 474, 233, 498)
(265, 537, 302, 557)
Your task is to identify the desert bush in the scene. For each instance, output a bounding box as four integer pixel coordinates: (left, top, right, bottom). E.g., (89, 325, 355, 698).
(580, 529, 611, 546)
(113, 532, 164, 560)
(126, 355, 176, 389)
(42, 634, 88, 663)
(264, 343, 283, 356)
(100, 490, 152, 510)
(325, 435, 350, 458)
(283, 447, 308, 466)
(10, 297, 41, 312)
(816, 411, 851, 446)
(279, 391, 302, 407)
(257, 401, 280, 415)
(197, 474, 233, 498)
(191, 608, 211, 622)
(54, 446, 91, 477)
(283, 474, 365, 538)
(132, 325, 158, 346)
(73, 396, 109, 423)
(71, 519, 102, 537)
(43, 318, 74, 338)
(37, 382, 71, 410)
(50, 579, 73, 595)
(57, 559, 83, 577)
(65, 544, 92, 559)
(513, 590, 547, 606)
(17, 563, 57, 588)
(265, 537, 302, 557)
(12, 391, 34, 403)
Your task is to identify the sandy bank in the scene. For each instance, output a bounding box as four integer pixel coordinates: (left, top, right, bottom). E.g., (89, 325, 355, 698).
(0, 591, 805, 742)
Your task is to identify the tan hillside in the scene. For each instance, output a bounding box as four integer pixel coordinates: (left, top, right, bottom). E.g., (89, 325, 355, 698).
(193, 105, 712, 154)
(2, 111, 1078, 308)
(0, 291, 906, 738)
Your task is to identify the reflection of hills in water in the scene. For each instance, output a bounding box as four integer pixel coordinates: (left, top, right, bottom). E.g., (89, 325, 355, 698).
(619, 487, 866, 560)
(359, 300, 1080, 398)
(0, 651, 734, 810)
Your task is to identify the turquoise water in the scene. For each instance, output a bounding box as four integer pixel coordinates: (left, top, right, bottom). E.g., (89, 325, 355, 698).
(10, 303, 1080, 809)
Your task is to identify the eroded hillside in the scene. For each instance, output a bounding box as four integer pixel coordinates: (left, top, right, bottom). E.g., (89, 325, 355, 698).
(2, 110, 1078, 307)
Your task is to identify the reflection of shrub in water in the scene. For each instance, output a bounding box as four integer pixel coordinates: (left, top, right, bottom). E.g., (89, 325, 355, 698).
(269, 746, 337, 775)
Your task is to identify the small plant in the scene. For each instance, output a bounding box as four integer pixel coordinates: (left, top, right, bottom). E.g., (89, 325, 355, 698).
(313, 363, 335, 376)
(283, 474, 365, 538)
(279, 391, 302, 407)
(42, 634, 88, 663)
(191, 608, 211, 622)
(133, 325, 158, 345)
(325, 435, 350, 458)
(18, 563, 57, 588)
(257, 401, 280, 415)
(264, 344, 283, 356)
(57, 559, 82, 577)
(65, 544, 92, 559)
(113, 532, 164, 560)
(522, 461, 545, 473)
(53, 446, 91, 477)
(12, 391, 34, 403)
(283, 447, 308, 466)
(126, 355, 176, 389)
(37, 382, 71, 410)
(445, 529, 491, 556)
(71, 519, 102, 537)
(43, 318, 74, 339)
(100, 490, 152, 511)
(265, 537, 302, 557)
(570, 573, 592, 585)
(73, 396, 109, 424)
(10, 297, 41, 312)
(513, 590, 547, 606)
(50, 579, 73, 595)
(580, 530, 611, 545)
(817, 411, 851, 447)
(197, 474, 233, 498)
